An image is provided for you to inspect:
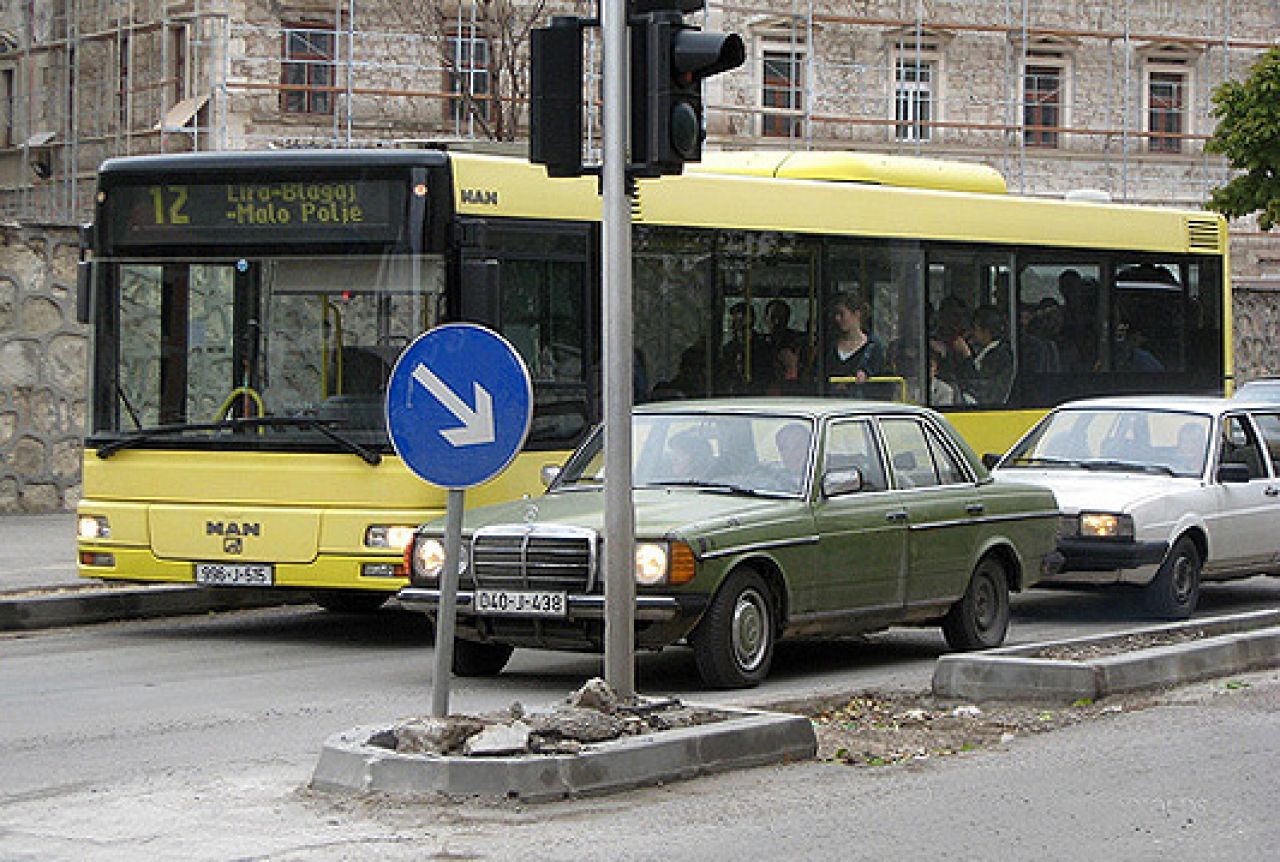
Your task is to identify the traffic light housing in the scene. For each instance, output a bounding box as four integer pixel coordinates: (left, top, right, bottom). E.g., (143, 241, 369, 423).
(529, 17, 584, 178)
(632, 9, 744, 177)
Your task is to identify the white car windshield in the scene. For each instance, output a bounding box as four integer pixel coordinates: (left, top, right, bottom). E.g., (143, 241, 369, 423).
(558, 413, 816, 498)
(1003, 409, 1212, 478)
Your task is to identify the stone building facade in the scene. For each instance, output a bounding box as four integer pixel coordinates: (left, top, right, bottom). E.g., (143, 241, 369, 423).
(0, 0, 1277, 511)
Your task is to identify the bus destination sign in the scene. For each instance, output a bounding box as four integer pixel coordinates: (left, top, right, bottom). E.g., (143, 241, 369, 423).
(104, 179, 405, 247)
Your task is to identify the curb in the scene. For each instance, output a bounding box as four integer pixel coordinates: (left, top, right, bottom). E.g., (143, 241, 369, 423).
(933, 609, 1280, 701)
(0, 585, 309, 632)
(311, 707, 817, 802)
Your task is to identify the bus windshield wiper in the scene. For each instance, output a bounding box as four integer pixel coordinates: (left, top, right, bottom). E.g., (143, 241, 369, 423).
(95, 416, 382, 465)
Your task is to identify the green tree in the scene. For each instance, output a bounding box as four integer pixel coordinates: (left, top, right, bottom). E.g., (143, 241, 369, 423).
(1206, 47, 1280, 230)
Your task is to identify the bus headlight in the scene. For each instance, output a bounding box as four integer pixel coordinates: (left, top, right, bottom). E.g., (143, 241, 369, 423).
(365, 525, 416, 551)
(634, 541, 696, 586)
(78, 515, 111, 540)
(1079, 512, 1134, 539)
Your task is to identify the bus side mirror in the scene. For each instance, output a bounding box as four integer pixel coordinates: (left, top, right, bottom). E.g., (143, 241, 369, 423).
(459, 258, 500, 326)
(76, 260, 94, 324)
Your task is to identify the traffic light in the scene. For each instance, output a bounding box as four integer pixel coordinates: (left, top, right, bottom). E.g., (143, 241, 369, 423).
(632, 7, 744, 177)
(529, 17, 584, 178)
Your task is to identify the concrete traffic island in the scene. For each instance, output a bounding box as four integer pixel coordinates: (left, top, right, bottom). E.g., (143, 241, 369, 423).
(311, 678, 817, 802)
(933, 608, 1280, 702)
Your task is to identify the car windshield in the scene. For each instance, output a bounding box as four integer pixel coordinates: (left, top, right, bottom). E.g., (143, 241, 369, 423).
(1003, 408, 1211, 478)
(557, 413, 816, 498)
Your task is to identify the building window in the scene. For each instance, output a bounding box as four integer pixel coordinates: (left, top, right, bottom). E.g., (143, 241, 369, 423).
(447, 25, 490, 127)
(762, 50, 803, 138)
(895, 59, 933, 142)
(1024, 64, 1061, 147)
(1148, 70, 1185, 153)
(0, 68, 13, 148)
(281, 25, 334, 115)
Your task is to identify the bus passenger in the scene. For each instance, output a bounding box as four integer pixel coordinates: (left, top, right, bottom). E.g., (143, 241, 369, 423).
(721, 301, 772, 394)
(960, 305, 1013, 403)
(826, 292, 885, 395)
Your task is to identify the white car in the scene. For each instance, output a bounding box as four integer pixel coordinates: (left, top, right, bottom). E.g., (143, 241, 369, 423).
(991, 396, 1280, 618)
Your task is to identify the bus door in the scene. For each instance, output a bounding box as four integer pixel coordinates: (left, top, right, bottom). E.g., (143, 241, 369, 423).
(457, 220, 595, 449)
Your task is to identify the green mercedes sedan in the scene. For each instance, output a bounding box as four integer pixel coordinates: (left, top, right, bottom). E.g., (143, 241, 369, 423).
(399, 399, 1061, 688)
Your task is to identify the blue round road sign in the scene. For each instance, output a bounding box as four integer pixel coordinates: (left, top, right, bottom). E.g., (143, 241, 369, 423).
(385, 323, 533, 489)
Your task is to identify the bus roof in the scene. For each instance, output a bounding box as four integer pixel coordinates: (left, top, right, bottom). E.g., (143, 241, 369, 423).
(689, 149, 1009, 195)
(98, 148, 449, 177)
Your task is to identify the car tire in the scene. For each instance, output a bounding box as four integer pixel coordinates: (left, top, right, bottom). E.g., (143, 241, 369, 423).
(942, 556, 1011, 651)
(1145, 536, 1201, 620)
(691, 568, 776, 689)
(310, 590, 390, 614)
(451, 639, 514, 677)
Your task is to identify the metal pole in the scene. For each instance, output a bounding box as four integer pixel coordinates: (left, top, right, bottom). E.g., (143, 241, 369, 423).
(430, 488, 466, 717)
(601, 0, 636, 699)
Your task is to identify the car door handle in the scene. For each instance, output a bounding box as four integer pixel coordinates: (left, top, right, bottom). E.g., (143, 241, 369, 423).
(885, 510, 909, 523)
(965, 503, 985, 516)
(1266, 487, 1280, 497)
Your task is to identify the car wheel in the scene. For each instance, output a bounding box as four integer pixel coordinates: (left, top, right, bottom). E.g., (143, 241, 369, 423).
(1145, 536, 1201, 620)
(691, 568, 776, 689)
(942, 556, 1011, 651)
(310, 590, 390, 614)
(451, 639, 514, 677)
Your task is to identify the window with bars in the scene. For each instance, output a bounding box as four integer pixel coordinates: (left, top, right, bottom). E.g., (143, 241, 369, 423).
(448, 26, 491, 126)
(1023, 65, 1061, 147)
(762, 50, 803, 138)
(895, 59, 933, 142)
(281, 26, 334, 115)
(1148, 70, 1185, 153)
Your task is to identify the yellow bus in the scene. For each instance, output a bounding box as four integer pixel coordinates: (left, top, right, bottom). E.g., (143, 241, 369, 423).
(77, 148, 1228, 607)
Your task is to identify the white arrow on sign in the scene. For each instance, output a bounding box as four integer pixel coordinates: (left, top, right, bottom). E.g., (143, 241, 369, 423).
(411, 362, 496, 447)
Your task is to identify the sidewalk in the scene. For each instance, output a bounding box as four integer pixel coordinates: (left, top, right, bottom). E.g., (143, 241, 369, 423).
(0, 513, 84, 594)
(0, 513, 301, 630)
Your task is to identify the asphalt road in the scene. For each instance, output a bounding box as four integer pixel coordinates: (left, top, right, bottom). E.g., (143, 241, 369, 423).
(3, 577, 1280, 859)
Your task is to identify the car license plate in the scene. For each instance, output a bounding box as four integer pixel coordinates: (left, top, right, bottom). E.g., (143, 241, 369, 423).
(194, 562, 274, 587)
(474, 589, 567, 618)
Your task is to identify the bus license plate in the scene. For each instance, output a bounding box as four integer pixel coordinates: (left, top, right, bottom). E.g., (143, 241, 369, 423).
(194, 563, 274, 587)
(474, 589, 567, 618)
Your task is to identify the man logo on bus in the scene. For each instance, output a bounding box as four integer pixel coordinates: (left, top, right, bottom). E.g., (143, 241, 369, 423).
(206, 520, 262, 537)
(461, 188, 498, 206)
(224, 537, 243, 555)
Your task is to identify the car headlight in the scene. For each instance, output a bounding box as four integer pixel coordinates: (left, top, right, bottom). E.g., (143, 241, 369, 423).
(364, 525, 416, 551)
(1078, 512, 1135, 539)
(410, 537, 445, 581)
(634, 541, 697, 586)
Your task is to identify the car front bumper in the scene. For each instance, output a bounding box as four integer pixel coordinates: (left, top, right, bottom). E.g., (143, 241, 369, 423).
(1043, 537, 1169, 586)
(396, 586, 709, 650)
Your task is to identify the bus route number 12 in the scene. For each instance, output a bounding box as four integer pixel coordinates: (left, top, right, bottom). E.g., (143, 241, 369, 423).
(148, 186, 190, 226)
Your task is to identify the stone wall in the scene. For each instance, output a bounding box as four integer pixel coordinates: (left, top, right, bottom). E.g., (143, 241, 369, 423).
(0, 225, 86, 513)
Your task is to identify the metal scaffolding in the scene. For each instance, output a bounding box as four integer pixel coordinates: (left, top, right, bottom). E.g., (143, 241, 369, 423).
(1, 0, 1277, 225)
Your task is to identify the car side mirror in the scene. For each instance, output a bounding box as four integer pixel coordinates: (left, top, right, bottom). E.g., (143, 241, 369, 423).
(981, 453, 1001, 470)
(822, 468, 864, 497)
(540, 464, 563, 488)
(1217, 462, 1252, 484)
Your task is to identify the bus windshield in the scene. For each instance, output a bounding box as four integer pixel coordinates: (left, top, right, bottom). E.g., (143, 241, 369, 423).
(94, 253, 444, 449)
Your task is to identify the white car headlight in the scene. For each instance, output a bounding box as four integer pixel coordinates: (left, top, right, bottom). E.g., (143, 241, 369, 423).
(634, 543, 670, 586)
(78, 515, 111, 540)
(1078, 512, 1135, 539)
